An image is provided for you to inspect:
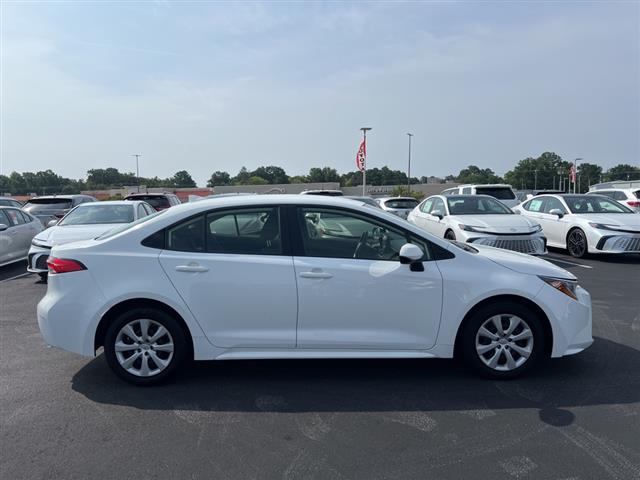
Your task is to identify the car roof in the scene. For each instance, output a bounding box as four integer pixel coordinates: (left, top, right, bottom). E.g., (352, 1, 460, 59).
(380, 196, 418, 201)
(125, 193, 174, 197)
(457, 184, 514, 188)
(75, 200, 138, 206)
(28, 194, 91, 199)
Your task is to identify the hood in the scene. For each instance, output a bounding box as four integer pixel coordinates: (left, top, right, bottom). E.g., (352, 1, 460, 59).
(34, 223, 126, 246)
(450, 214, 539, 234)
(573, 213, 640, 231)
(473, 244, 576, 280)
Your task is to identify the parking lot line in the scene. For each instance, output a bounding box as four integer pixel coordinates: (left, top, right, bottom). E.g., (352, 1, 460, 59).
(0, 272, 33, 283)
(541, 256, 593, 269)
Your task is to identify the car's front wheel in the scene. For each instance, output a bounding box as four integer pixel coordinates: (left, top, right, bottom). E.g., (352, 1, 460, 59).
(445, 230, 456, 241)
(459, 302, 547, 379)
(104, 308, 188, 385)
(566, 228, 588, 258)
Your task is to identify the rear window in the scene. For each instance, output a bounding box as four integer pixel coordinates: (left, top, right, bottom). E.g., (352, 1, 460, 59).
(23, 198, 72, 210)
(126, 196, 170, 209)
(475, 187, 516, 200)
(384, 199, 418, 209)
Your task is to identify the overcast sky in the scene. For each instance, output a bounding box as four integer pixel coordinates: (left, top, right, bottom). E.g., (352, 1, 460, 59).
(1, 1, 638, 186)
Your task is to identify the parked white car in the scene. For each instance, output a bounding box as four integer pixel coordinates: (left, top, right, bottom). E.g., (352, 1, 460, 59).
(586, 188, 640, 213)
(408, 195, 546, 255)
(442, 184, 519, 209)
(28, 201, 155, 277)
(0, 207, 44, 267)
(37, 195, 592, 385)
(376, 196, 419, 219)
(514, 194, 640, 257)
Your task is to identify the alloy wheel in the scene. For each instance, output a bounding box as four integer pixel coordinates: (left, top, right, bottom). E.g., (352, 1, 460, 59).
(567, 229, 587, 257)
(475, 314, 534, 372)
(114, 319, 174, 377)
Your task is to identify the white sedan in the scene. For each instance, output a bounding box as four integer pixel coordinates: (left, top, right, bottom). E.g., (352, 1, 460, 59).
(37, 195, 592, 385)
(408, 195, 546, 255)
(514, 194, 640, 258)
(28, 200, 155, 277)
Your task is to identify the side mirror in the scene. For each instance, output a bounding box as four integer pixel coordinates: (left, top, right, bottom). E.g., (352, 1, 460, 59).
(549, 209, 564, 218)
(430, 209, 443, 220)
(47, 219, 59, 228)
(0, 223, 8, 232)
(399, 243, 425, 272)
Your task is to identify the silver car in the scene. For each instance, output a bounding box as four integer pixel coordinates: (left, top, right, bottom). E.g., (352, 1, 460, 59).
(22, 195, 97, 227)
(0, 206, 44, 267)
(376, 197, 419, 219)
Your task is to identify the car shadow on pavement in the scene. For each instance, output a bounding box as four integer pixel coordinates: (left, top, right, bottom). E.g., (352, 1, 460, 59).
(71, 337, 639, 427)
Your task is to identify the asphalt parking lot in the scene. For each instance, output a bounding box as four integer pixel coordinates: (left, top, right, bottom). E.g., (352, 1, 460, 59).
(1, 252, 639, 480)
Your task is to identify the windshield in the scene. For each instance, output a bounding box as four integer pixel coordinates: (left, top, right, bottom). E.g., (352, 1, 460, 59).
(564, 195, 633, 214)
(59, 204, 134, 225)
(23, 198, 72, 210)
(475, 187, 516, 200)
(126, 196, 170, 208)
(95, 211, 162, 240)
(447, 196, 513, 215)
(384, 199, 418, 209)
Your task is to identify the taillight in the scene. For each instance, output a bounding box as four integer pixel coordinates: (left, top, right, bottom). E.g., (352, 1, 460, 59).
(47, 257, 87, 274)
(626, 201, 640, 208)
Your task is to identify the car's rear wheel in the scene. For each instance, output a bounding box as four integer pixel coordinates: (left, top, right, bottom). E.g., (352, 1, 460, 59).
(567, 228, 588, 258)
(104, 308, 188, 385)
(445, 230, 456, 241)
(459, 302, 547, 379)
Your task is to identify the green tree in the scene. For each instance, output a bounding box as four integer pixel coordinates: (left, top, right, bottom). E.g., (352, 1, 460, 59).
(308, 167, 340, 183)
(456, 165, 503, 184)
(232, 167, 251, 185)
(577, 163, 603, 192)
(207, 171, 231, 187)
(251, 166, 289, 184)
(605, 164, 640, 181)
(503, 152, 572, 190)
(248, 176, 268, 185)
(169, 170, 196, 188)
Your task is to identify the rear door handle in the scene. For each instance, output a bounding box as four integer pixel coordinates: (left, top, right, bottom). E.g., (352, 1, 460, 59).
(175, 263, 209, 273)
(299, 270, 333, 279)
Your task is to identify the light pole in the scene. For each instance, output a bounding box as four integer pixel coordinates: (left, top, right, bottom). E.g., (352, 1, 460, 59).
(360, 127, 372, 196)
(573, 157, 582, 193)
(406, 133, 413, 194)
(132, 154, 142, 192)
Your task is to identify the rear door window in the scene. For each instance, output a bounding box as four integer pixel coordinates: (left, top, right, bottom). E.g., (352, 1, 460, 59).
(0, 210, 10, 226)
(166, 216, 205, 252)
(4, 208, 26, 225)
(206, 208, 281, 255)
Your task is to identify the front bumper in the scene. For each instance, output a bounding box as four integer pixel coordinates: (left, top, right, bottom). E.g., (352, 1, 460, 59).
(466, 235, 547, 255)
(27, 244, 52, 273)
(536, 283, 593, 357)
(594, 234, 640, 253)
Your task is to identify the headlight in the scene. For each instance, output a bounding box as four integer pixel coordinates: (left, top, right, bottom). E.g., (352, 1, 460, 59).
(588, 222, 619, 231)
(530, 224, 542, 233)
(458, 224, 484, 233)
(539, 276, 578, 300)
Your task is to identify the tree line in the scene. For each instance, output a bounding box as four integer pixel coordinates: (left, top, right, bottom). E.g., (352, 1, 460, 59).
(1, 153, 637, 195)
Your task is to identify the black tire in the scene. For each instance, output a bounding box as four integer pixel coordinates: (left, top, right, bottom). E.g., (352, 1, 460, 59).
(445, 230, 456, 241)
(566, 228, 588, 258)
(104, 308, 188, 386)
(458, 301, 547, 379)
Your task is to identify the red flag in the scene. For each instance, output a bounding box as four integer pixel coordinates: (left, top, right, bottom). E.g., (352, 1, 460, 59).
(569, 164, 576, 183)
(356, 139, 366, 172)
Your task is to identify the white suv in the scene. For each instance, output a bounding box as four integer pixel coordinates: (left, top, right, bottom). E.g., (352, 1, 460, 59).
(587, 188, 640, 213)
(442, 184, 519, 209)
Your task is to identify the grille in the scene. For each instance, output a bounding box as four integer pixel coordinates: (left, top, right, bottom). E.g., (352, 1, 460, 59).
(474, 238, 544, 255)
(35, 255, 49, 270)
(611, 237, 640, 252)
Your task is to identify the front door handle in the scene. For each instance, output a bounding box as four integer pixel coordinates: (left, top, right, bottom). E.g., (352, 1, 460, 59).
(175, 263, 209, 273)
(299, 270, 333, 279)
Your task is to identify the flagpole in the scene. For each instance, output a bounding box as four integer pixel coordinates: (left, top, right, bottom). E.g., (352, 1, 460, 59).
(360, 127, 372, 195)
